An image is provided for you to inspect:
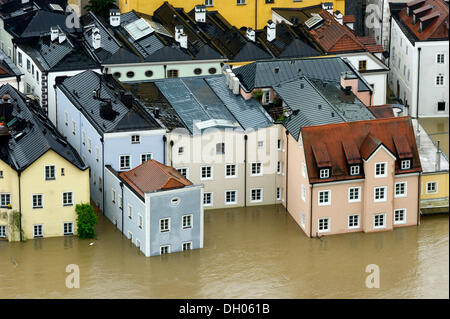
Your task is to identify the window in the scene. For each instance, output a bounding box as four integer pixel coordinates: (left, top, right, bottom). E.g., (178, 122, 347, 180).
(145, 70, 153, 77)
(374, 186, 387, 202)
(225, 164, 237, 178)
(373, 214, 385, 229)
(113, 72, 121, 79)
(348, 215, 360, 229)
(167, 70, 179, 78)
(128, 205, 132, 219)
(170, 197, 180, 206)
(63, 222, 73, 235)
(276, 187, 282, 200)
(0, 194, 11, 208)
(301, 213, 306, 228)
(182, 241, 192, 251)
(72, 121, 76, 135)
(131, 135, 140, 144)
(301, 185, 306, 202)
(436, 75, 444, 86)
(88, 139, 92, 153)
(18, 52, 23, 66)
(263, 90, 270, 104)
(141, 153, 153, 163)
(45, 165, 56, 180)
(194, 68, 202, 75)
(99, 177, 102, 192)
(33, 225, 43, 238)
(201, 166, 213, 180)
(225, 191, 237, 204)
(250, 188, 263, 202)
(203, 192, 213, 206)
(182, 214, 193, 229)
(348, 187, 361, 202)
(318, 218, 330, 232)
(0, 225, 6, 238)
(277, 139, 282, 150)
(27, 59, 31, 72)
(302, 163, 306, 177)
(358, 60, 367, 71)
(32, 65, 34, 76)
(95, 148, 99, 162)
(216, 142, 225, 154)
(36, 71, 39, 83)
(394, 209, 406, 224)
(178, 147, 184, 155)
(126, 71, 135, 78)
(82, 131, 86, 145)
(177, 168, 189, 179)
(208, 67, 217, 74)
(437, 53, 445, 64)
(375, 162, 386, 177)
(160, 218, 170, 232)
(438, 102, 446, 112)
(319, 169, 329, 179)
(401, 160, 410, 170)
(120, 155, 131, 170)
(112, 189, 116, 203)
(0, 170, 3, 178)
(237, 0, 246, 4)
(119, 195, 122, 209)
(160, 245, 170, 254)
(277, 161, 282, 174)
(63, 192, 73, 206)
(32, 194, 43, 209)
(395, 182, 407, 197)
(350, 165, 360, 176)
(251, 162, 262, 176)
(318, 190, 330, 206)
(257, 141, 264, 148)
(138, 214, 143, 229)
(128, 232, 133, 241)
(426, 182, 437, 194)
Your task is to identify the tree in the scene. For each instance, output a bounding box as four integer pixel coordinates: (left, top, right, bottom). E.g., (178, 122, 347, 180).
(75, 204, 98, 239)
(84, 0, 116, 18)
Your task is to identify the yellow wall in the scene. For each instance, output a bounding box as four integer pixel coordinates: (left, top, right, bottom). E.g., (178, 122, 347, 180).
(421, 172, 449, 200)
(119, 0, 346, 29)
(0, 150, 90, 241)
(0, 160, 20, 241)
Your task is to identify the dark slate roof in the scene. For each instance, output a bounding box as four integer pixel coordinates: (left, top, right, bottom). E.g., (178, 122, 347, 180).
(0, 83, 87, 172)
(56, 70, 163, 134)
(233, 57, 371, 92)
(0, 50, 22, 78)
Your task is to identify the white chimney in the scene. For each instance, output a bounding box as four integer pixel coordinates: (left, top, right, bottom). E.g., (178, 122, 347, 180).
(267, 20, 276, 42)
(21, 0, 30, 4)
(246, 28, 255, 42)
(58, 30, 66, 43)
(232, 77, 240, 95)
(228, 73, 235, 90)
(92, 27, 101, 50)
(175, 25, 184, 42)
(322, 2, 334, 15)
(334, 11, 343, 25)
(110, 9, 121, 27)
(225, 69, 233, 86)
(178, 33, 188, 49)
(50, 26, 59, 42)
(194, 5, 206, 23)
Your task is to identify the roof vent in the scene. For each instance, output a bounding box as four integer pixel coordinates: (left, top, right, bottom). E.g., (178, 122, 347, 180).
(195, 5, 206, 23)
(274, 67, 280, 73)
(50, 26, 59, 42)
(92, 27, 101, 50)
(246, 27, 256, 42)
(110, 9, 121, 27)
(267, 20, 276, 42)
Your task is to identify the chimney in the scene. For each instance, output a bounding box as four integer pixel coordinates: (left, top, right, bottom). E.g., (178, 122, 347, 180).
(225, 69, 233, 86)
(92, 27, 101, 50)
(50, 26, 59, 42)
(228, 73, 235, 90)
(340, 71, 358, 95)
(232, 77, 240, 95)
(175, 25, 184, 42)
(322, 2, 334, 15)
(58, 30, 66, 43)
(120, 91, 133, 108)
(21, 0, 30, 4)
(415, 123, 421, 148)
(178, 33, 188, 49)
(267, 20, 276, 42)
(436, 140, 441, 171)
(334, 11, 343, 25)
(110, 9, 121, 27)
(194, 5, 206, 23)
(0, 94, 13, 123)
(246, 27, 255, 42)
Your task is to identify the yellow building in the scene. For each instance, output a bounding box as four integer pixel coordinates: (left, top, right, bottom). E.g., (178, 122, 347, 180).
(119, 0, 346, 29)
(0, 85, 90, 241)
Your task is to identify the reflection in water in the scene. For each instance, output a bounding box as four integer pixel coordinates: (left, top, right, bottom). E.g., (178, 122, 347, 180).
(0, 205, 448, 298)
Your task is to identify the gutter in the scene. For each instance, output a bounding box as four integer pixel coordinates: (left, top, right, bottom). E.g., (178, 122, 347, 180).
(169, 140, 174, 167)
(102, 134, 105, 215)
(163, 135, 167, 165)
(285, 130, 289, 212)
(244, 134, 248, 207)
(417, 173, 421, 225)
(120, 181, 124, 234)
(18, 171, 22, 242)
(415, 47, 421, 119)
(309, 183, 313, 238)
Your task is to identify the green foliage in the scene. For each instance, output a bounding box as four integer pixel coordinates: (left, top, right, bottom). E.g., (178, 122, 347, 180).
(9, 210, 25, 241)
(252, 89, 263, 101)
(76, 204, 98, 239)
(84, 0, 116, 18)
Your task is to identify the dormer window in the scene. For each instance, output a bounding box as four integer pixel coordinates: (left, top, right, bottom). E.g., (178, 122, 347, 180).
(350, 165, 360, 176)
(401, 159, 411, 170)
(319, 168, 330, 179)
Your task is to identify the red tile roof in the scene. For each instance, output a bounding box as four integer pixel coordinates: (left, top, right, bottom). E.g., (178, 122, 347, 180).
(369, 105, 395, 118)
(301, 117, 422, 184)
(119, 160, 192, 197)
(343, 15, 356, 23)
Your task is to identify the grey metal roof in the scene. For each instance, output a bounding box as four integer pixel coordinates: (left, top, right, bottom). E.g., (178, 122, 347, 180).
(83, 12, 122, 56)
(0, 50, 22, 77)
(0, 84, 87, 171)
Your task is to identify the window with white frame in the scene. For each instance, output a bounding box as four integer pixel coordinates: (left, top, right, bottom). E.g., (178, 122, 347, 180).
(277, 161, 282, 174)
(182, 214, 193, 229)
(131, 135, 140, 144)
(302, 163, 306, 177)
(18, 52, 23, 66)
(128, 231, 133, 241)
(400, 160, 410, 170)
(160, 218, 170, 232)
(225, 164, 237, 178)
(318, 218, 330, 232)
(63, 222, 73, 235)
(436, 75, 445, 86)
(395, 182, 407, 197)
(205, 0, 213, 6)
(0, 170, 3, 178)
(160, 245, 170, 254)
(374, 186, 387, 202)
(437, 53, 445, 64)
(375, 162, 386, 177)
(277, 139, 282, 150)
(178, 146, 184, 155)
(350, 165, 360, 176)
(225, 191, 237, 204)
(251, 188, 263, 202)
(45, 165, 56, 180)
(203, 192, 213, 206)
(318, 190, 330, 206)
(72, 121, 76, 135)
(177, 168, 189, 178)
(182, 241, 192, 251)
(319, 168, 329, 179)
(301, 185, 306, 202)
(0, 193, 11, 208)
(120, 155, 131, 170)
(301, 213, 305, 228)
(373, 214, 385, 228)
(216, 142, 225, 155)
(251, 162, 262, 176)
(119, 195, 122, 209)
(62, 192, 73, 206)
(136, 239, 141, 248)
(138, 214, 143, 229)
(0, 225, 6, 238)
(33, 224, 43, 238)
(276, 187, 282, 200)
(88, 139, 92, 153)
(426, 181, 437, 194)
(112, 189, 116, 203)
(348, 187, 361, 202)
(82, 131, 86, 145)
(95, 148, 99, 162)
(64, 112, 68, 126)
(141, 153, 152, 163)
(394, 209, 406, 224)
(128, 205, 132, 219)
(257, 141, 264, 148)
(32, 194, 43, 208)
(348, 215, 360, 229)
(201, 166, 213, 180)
(237, 0, 246, 4)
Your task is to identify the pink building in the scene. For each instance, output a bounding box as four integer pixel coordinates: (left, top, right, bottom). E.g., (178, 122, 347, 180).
(282, 117, 422, 237)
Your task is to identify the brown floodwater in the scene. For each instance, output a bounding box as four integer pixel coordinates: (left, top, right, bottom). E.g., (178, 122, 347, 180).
(1, 205, 448, 299)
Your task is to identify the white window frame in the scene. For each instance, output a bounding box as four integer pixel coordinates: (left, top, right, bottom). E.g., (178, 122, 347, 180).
(200, 166, 213, 180)
(0, 225, 7, 238)
(32, 194, 44, 209)
(225, 190, 238, 205)
(112, 189, 116, 203)
(301, 185, 306, 202)
(138, 214, 143, 229)
(160, 245, 171, 254)
(182, 241, 193, 251)
(45, 165, 56, 180)
(395, 182, 407, 198)
(276, 187, 282, 201)
(128, 205, 132, 219)
(374, 162, 387, 178)
(301, 213, 306, 228)
(400, 159, 411, 170)
(62, 191, 73, 206)
(348, 214, 360, 229)
(436, 74, 445, 86)
(33, 224, 44, 238)
(225, 164, 237, 178)
(250, 188, 263, 203)
(182, 214, 193, 229)
(141, 153, 153, 163)
(374, 186, 387, 202)
(131, 135, 140, 144)
(319, 168, 330, 179)
(63, 222, 74, 236)
(302, 163, 306, 177)
(277, 161, 282, 174)
(350, 165, 360, 176)
(318, 217, 330, 233)
(348, 187, 361, 203)
(205, 0, 214, 7)
(394, 209, 407, 225)
(177, 167, 189, 179)
(250, 162, 263, 176)
(426, 181, 438, 194)
(0, 193, 11, 208)
(203, 192, 213, 207)
(119, 155, 131, 170)
(437, 53, 445, 64)
(160, 218, 170, 232)
(318, 190, 331, 206)
(237, 0, 246, 5)
(257, 141, 264, 148)
(373, 213, 386, 229)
